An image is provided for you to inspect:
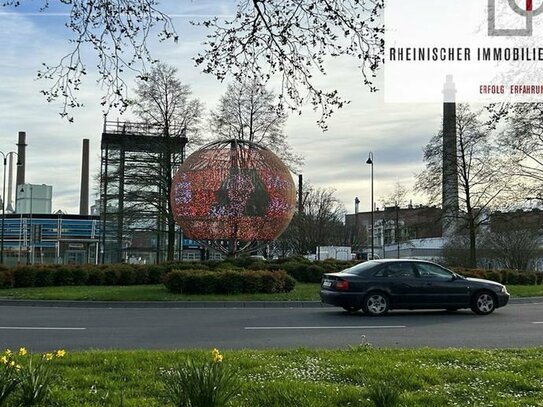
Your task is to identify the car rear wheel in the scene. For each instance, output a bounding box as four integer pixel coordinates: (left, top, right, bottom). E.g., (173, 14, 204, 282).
(363, 292, 389, 316)
(470, 291, 496, 315)
(342, 306, 361, 313)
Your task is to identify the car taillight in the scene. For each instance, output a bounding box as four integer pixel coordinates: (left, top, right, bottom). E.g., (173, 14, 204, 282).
(335, 279, 349, 291)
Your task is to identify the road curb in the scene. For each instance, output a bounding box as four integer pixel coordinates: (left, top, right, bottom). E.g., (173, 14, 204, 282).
(0, 297, 541, 309)
(0, 299, 330, 309)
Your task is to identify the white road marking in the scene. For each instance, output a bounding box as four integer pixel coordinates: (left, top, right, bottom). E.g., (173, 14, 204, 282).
(245, 325, 406, 330)
(0, 327, 86, 331)
(533, 322, 543, 325)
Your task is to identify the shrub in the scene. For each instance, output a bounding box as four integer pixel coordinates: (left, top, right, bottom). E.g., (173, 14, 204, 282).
(54, 266, 89, 286)
(86, 269, 106, 285)
(305, 265, 326, 283)
(163, 269, 296, 295)
(503, 269, 520, 285)
(282, 273, 297, 292)
(12, 266, 36, 288)
(241, 271, 264, 293)
(216, 271, 243, 294)
(517, 271, 537, 285)
(162, 270, 213, 294)
(131, 266, 150, 285)
(34, 267, 56, 287)
(281, 261, 310, 282)
(117, 265, 137, 285)
(452, 268, 540, 286)
(145, 265, 168, 284)
(483, 270, 503, 284)
(0, 270, 13, 289)
(103, 269, 120, 285)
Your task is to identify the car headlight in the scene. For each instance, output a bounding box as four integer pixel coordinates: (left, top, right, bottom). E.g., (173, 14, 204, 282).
(499, 285, 508, 294)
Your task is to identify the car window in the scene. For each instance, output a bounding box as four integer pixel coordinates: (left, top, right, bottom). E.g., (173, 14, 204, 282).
(416, 263, 454, 280)
(382, 263, 416, 278)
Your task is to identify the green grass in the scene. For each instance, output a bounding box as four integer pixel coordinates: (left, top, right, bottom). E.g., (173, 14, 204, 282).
(0, 283, 541, 301)
(0, 283, 321, 301)
(12, 347, 543, 407)
(507, 285, 543, 297)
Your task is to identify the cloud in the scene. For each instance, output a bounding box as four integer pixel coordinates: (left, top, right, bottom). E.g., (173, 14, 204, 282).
(0, 1, 444, 217)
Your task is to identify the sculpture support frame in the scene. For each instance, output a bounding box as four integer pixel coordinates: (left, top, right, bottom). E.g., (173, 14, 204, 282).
(171, 139, 296, 256)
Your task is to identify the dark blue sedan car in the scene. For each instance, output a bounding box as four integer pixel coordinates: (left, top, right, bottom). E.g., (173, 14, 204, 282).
(320, 259, 509, 315)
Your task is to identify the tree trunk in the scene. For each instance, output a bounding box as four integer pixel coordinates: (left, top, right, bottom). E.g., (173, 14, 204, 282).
(167, 217, 175, 262)
(468, 215, 477, 268)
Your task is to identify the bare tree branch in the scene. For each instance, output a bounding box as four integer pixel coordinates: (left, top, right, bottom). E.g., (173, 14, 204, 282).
(3, 0, 177, 121)
(193, 0, 384, 130)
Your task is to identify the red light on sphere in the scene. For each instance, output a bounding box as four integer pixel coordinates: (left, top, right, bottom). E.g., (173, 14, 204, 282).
(171, 140, 296, 251)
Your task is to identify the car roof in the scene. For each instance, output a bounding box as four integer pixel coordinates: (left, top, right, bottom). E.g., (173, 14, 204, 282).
(370, 259, 436, 264)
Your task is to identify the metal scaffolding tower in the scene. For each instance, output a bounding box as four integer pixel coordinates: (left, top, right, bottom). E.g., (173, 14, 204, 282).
(99, 119, 187, 264)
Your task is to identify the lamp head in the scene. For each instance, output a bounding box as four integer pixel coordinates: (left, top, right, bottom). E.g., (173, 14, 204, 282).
(366, 152, 373, 165)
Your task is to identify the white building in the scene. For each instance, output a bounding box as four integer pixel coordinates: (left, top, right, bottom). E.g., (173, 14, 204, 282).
(15, 183, 53, 214)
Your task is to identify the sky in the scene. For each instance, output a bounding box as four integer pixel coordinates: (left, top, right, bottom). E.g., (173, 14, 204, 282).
(0, 0, 443, 215)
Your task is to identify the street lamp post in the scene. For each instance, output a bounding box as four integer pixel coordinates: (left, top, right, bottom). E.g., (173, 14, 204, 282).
(19, 185, 33, 265)
(1, 151, 20, 265)
(366, 152, 374, 260)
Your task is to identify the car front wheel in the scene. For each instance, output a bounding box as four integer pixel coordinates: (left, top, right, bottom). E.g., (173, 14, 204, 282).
(470, 291, 496, 315)
(363, 292, 389, 316)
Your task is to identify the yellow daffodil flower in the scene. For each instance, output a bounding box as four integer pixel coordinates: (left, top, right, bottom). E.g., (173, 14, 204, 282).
(55, 349, 66, 358)
(0, 356, 8, 364)
(44, 353, 54, 361)
(211, 348, 224, 363)
(4, 349, 12, 356)
(18, 347, 28, 356)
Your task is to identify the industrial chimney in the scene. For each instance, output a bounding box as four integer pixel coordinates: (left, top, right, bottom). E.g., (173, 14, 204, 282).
(442, 75, 459, 237)
(16, 131, 26, 187)
(79, 138, 90, 215)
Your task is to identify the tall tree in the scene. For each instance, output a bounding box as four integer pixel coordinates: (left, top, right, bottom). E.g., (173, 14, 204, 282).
(379, 182, 409, 258)
(483, 226, 541, 271)
(129, 62, 203, 262)
(416, 105, 513, 268)
(275, 183, 346, 256)
(3, 1, 384, 126)
(209, 80, 302, 171)
(499, 104, 543, 202)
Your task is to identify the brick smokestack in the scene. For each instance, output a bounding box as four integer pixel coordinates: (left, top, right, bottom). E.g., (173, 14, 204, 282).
(16, 131, 26, 187)
(442, 75, 459, 237)
(79, 138, 90, 215)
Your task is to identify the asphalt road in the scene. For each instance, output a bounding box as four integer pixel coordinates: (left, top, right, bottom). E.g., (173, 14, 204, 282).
(0, 302, 542, 351)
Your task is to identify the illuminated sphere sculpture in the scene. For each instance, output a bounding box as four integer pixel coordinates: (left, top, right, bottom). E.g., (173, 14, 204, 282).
(171, 139, 296, 254)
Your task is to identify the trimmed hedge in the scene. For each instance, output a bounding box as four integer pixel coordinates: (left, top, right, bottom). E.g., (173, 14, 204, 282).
(162, 269, 296, 294)
(1, 259, 539, 290)
(453, 267, 541, 286)
(0, 264, 172, 288)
